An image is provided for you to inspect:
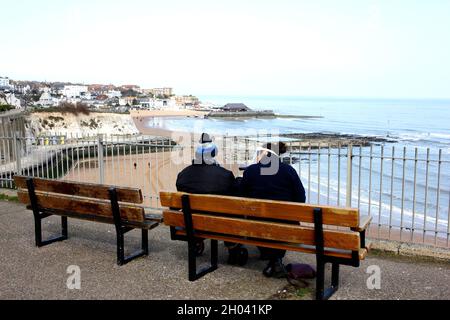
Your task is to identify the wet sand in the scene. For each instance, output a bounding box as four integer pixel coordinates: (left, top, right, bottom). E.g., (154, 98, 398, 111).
(367, 224, 449, 248)
(130, 109, 208, 118)
(130, 109, 212, 144)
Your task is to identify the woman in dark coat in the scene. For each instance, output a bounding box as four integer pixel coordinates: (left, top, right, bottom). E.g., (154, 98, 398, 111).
(240, 142, 306, 277)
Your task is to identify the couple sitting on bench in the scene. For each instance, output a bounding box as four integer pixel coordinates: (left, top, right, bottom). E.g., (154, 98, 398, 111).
(176, 133, 307, 278)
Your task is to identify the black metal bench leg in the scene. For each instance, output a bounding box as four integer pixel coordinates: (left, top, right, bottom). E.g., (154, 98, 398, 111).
(187, 239, 218, 281)
(182, 195, 218, 281)
(109, 188, 148, 266)
(115, 227, 149, 266)
(315, 258, 325, 300)
(61, 216, 68, 239)
(332, 263, 340, 289)
(315, 259, 341, 300)
(314, 207, 340, 300)
(34, 214, 43, 247)
(34, 215, 69, 248)
(28, 177, 68, 248)
(188, 240, 197, 281)
(211, 239, 218, 268)
(116, 228, 125, 266)
(142, 229, 149, 255)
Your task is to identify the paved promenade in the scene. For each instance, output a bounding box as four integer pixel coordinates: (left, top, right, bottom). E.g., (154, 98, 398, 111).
(0, 201, 449, 300)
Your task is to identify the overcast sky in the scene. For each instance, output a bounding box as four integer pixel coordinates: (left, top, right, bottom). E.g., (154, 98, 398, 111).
(1, 0, 450, 99)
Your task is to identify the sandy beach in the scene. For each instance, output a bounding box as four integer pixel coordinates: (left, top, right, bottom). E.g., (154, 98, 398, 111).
(64, 150, 242, 209)
(130, 109, 210, 142)
(130, 109, 208, 118)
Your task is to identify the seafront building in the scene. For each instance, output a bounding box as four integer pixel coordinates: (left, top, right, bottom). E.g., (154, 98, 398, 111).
(175, 95, 200, 108)
(62, 85, 90, 99)
(37, 88, 58, 107)
(0, 76, 201, 112)
(221, 103, 251, 112)
(0, 76, 12, 89)
(143, 87, 173, 97)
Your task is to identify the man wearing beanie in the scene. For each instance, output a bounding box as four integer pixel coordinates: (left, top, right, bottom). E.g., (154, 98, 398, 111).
(176, 133, 236, 195)
(176, 133, 247, 265)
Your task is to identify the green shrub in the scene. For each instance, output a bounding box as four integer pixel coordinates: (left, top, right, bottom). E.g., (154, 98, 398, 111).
(0, 194, 19, 202)
(0, 104, 14, 112)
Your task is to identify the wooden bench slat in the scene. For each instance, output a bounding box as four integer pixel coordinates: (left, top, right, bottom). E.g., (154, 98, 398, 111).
(14, 176, 143, 204)
(163, 210, 360, 251)
(160, 192, 359, 228)
(18, 191, 145, 222)
(173, 229, 365, 260)
(351, 215, 373, 232)
(24, 206, 159, 230)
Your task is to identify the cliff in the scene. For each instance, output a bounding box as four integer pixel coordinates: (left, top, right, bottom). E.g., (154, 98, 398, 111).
(25, 112, 140, 137)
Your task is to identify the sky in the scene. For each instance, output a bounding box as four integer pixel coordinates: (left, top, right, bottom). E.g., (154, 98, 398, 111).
(1, 0, 450, 99)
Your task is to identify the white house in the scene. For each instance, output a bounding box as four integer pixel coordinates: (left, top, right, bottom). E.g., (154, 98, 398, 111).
(15, 84, 31, 94)
(4, 93, 22, 109)
(0, 77, 12, 89)
(153, 97, 177, 109)
(37, 89, 58, 107)
(107, 90, 122, 99)
(62, 85, 90, 99)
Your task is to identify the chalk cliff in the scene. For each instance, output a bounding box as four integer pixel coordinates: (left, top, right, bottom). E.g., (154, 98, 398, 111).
(25, 112, 140, 137)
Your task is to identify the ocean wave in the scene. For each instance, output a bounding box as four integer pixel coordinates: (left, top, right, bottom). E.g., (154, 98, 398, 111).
(297, 170, 449, 230)
(395, 132, 450, 142)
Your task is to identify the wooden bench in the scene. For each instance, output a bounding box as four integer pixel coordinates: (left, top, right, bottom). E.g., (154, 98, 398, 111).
(160, 191, 372, 300)
(14, 175, 161, 266)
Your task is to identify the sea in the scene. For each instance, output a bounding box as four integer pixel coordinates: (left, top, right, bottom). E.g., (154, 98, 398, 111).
(142, 96, 450, 237)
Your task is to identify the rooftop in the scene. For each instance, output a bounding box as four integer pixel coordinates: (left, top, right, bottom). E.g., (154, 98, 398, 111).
(222, 103, 251, 112)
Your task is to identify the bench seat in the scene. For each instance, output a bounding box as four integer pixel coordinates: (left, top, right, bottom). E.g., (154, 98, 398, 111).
(160, 191, 372, 300)
(15, 175, 161, 265)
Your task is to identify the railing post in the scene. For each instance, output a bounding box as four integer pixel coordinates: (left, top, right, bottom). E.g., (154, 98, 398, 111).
(13, 130, 22, 175)
(97, 134, 105, 184)
(346, 144, 353, 208)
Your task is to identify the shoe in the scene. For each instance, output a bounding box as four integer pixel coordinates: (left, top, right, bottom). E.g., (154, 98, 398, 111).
(263, 259, 286, 279)
(228, 246, 249, 266)
(236, 247, 248, 266)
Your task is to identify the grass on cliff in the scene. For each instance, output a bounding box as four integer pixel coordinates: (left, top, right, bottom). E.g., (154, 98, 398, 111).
(0, 193, 19, 202)
(32, 102, 90, 115)
(0, 104, 14, 112)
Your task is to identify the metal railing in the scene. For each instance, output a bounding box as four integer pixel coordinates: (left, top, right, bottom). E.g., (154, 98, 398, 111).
(1, 133, 449, 248)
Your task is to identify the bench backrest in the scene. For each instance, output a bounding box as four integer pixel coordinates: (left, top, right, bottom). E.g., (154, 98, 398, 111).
(160, 191, 362, 255)
(15, 176, 145, 223)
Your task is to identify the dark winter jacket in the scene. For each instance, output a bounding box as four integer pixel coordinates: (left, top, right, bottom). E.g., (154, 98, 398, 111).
(176, 162, 237, 196)
(240, 157, 306, 203)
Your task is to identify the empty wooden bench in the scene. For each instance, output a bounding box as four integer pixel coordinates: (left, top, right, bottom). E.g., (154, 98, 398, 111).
(14, 175, 161, 265)
(160, 191, 372, 300)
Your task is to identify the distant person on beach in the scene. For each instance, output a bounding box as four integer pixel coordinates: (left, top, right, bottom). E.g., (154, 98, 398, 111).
(176, 133, 245, 264)
(240, 141, 306, 278)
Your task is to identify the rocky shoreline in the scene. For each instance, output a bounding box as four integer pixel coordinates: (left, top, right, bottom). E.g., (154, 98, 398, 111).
(280, 132, 396, 148)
